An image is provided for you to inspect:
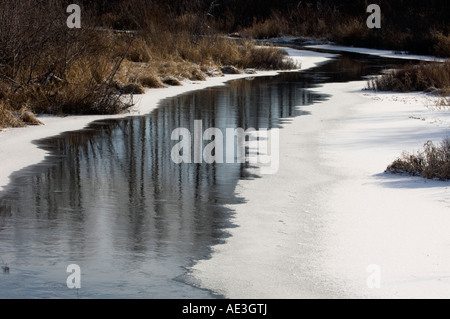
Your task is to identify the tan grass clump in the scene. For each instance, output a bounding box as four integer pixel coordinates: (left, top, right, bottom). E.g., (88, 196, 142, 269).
(138, 74, 165, 88)
(387, 138, 450, 180)
(0, 0, 297, 128)
(368, 61, 450, 93)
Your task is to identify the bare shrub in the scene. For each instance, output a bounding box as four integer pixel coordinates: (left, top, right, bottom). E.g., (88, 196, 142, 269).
(387, 138, 450, 180)
(0, 102, 25, 129)
(138, 75, 165, 88)
(0, 0, 140, 122)
(368, 61, 450, 93)
(433, 32, 450, 58)
(237, 43, 299, 70)
(241, 16, 290, 39)
(161, 77, 183, 86)
(0, 0, 297, 128)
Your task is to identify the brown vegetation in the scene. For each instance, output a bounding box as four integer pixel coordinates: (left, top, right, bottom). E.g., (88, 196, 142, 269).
(2, 0, 448, 130)
(367, 61, 450, 93)
(0, 0, 296, 129)
(387, 138, 450, 181)
(214, 0, 450, 58)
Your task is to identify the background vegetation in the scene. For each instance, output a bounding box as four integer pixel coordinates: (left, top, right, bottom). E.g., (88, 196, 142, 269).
(368, 61, 450, 95)
(84, 0, 450, 55)
(0, 0, 449, 129)
(0, 0, 296, 129)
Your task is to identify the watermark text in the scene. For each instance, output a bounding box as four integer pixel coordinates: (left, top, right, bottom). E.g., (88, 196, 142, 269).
(171, 121, 279, 175)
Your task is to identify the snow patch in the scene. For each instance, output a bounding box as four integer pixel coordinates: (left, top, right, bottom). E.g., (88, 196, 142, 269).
(191, 80, 450, 299)
(305, 44, 447, 62)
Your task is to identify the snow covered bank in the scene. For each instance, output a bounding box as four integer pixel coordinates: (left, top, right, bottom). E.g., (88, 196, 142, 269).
(305, 44, 447, 62)
(318, 87, 450, 298)
(282, 47, 336, 70)
(191, 80, 450, 298)
(0, 48, 334, 193)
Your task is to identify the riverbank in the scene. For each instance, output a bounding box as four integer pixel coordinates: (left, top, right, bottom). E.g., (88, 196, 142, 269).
(190, 61, 450, 298)
(0, 48, 334, 194)
(305, 44, 447, 62)
(2, 46, 449, 299)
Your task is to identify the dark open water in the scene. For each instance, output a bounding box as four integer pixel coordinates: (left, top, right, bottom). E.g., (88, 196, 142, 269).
(0, 52, 413, 298)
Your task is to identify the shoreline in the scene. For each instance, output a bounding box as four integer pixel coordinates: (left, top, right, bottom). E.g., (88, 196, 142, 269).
(0, 48, 336, 194)
(304, 44, 447, 62)
(191, 78, 450, 298)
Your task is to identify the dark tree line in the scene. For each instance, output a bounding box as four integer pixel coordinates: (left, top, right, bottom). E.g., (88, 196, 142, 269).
(79, 0, 449, 32)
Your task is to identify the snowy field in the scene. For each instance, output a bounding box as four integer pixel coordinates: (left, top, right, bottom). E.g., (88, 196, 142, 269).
(191, 48, 450, 299)
(191, 80, 450, 299)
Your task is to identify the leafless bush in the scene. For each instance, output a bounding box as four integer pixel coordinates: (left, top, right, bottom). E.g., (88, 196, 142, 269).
(367, 61, 450, 94)
(0, 0, 133, 121)
(386, 138, 450, 180)
(0, 0, 296, 128)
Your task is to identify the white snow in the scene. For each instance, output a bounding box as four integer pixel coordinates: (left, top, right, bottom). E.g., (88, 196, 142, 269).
(317, 88, 450, 299)
(305, 44, 447, 62)
(282, 47, 337, 70)
(190, 54, 450, 299)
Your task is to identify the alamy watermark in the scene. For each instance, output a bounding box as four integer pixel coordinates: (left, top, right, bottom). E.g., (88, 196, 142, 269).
(366, 264, 381, 289)
(66, 264, 81, 289)
(171, 121, 280, 175)
(367, 4, 381, 29)
(67, 4, 81, 29)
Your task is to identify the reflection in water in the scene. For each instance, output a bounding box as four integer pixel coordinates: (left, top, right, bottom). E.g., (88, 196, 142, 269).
(0, 53, 411, 298)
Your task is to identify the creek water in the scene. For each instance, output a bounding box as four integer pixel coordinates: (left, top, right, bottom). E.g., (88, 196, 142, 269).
(0, 51, 412, 298)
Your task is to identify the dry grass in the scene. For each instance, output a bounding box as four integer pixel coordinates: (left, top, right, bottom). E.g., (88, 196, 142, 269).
(161, 77, 183, 86)
(233, 42, 298, 70)
(368, 61, 450, 93)
(155, 61, 206, 81)
(0, 1, 297, 129)
(0, 102, 25, 129)
(138, 74, 165, 89)
(230, 2, 450, 58)
(433, 32, 450, 58)
(0, 1, 136, 124)
(240, 18, 290, 39)
(387, 138, 450, 181)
